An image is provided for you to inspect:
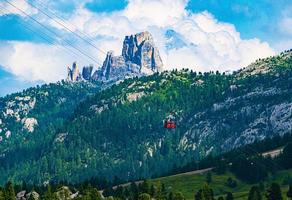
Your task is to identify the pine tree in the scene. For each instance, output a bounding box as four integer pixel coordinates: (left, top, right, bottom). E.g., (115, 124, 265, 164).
(225, 192, 233, 200)
(281, 143, 292, 169)
(138, 193, 151, 200)
(203, 184, 214, 200)
(265, 183, 282, 200)
(173, 192, 185, 200)
(194, 189, 202, 200)
(130, 182, 138, 200)
(287, 184, 292, 200)
(150, 184, 155, 197)
(248, 186, 262, 200)
(161, 183, 167, 199)
(194, 184, 214, 200)
(4, 181, 15, 200)
(140, 180, 150, 194)
(168, 192, 174, 200)
(206, 172, 212, 184)
(44, 185, 54, 200)
(0, 187, 4, 200)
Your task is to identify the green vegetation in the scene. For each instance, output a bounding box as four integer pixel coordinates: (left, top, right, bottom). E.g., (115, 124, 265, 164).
(0, 50, 291, 186)
(147, 169, 292, 200)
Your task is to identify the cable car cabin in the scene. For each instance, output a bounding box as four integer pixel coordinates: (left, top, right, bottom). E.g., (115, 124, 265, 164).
(164, 120, 176, 129)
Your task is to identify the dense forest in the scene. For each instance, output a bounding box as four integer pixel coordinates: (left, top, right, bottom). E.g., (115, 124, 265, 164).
(0, 50, 291, 185)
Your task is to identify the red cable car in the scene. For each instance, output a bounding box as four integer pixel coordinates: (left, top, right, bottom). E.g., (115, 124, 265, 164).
(164, 120, 176, 129)
(164, 113, 176, 129)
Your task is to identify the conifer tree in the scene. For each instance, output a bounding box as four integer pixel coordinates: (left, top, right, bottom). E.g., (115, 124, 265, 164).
(140, 180, 150, 194)
(265, 183, 282, 200)
(194, 184, 214, 200)
(168, 192, 174, 200)
(4, 181, 15, 200)
(138, 193, 151, 200)
(173, 192, 185, 200)
(248, 186, 262, 200)
(89, 188, 102, 200)
(44, 185, 54, 200)
(206, 172, 212, 184)
(225, 192, 233, 200)
(0, 187, 4, 200)
(287, 184, 292, 200)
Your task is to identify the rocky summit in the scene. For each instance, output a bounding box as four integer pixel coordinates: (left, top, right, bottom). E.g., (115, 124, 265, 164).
(67, 31, 163, 82)
(67, 62, 81, 82)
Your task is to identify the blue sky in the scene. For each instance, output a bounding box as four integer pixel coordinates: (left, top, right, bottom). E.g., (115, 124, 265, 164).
(2, 0, 290, 47)
(0, 0, 291, 96)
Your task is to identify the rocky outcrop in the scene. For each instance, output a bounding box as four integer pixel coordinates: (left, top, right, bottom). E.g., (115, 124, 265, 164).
(16, 191, 39, 200)
(82, 65, 93, 81)
(91, 31, 163, 81)
(122, 31, 163, 73)
(22, 117, 38, 132)
(94, 51, 141, 81)
(67, 62, 81, 82)
(67, 31, 163, 82)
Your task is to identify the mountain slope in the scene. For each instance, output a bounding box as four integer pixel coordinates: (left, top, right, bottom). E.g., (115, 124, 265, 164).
(0, 81, 101, 171)
(0, 50, 291, 185)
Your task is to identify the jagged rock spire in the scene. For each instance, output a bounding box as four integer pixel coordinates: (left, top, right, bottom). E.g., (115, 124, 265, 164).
(82, 65, 93, 81)
(67, 62, 81, 82)
(66, 31, 163, 82)
(122, 31, 163, 73)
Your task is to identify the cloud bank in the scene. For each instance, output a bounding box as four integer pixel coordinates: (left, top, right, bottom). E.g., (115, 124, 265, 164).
(0, 0, 275, 82)
(0, 0, 38, 16)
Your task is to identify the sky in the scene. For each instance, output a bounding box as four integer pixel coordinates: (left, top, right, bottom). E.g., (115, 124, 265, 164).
(0, 0, 291, 96)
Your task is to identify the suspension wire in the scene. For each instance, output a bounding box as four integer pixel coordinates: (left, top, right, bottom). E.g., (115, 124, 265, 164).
(4, 0, 103, 66)
(25, 0, 107, 56)
(0, 5, 97, 68)
(36, 0, 101, 45)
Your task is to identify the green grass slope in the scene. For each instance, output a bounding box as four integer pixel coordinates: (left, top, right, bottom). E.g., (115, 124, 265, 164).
(152, 169, 292, 199)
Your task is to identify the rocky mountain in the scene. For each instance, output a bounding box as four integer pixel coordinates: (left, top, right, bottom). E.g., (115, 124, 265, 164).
(67, 31, 163, 82)
(0, 81, 101, 165)
(0, 49, 291, 185)
(164, 29, 187, 50)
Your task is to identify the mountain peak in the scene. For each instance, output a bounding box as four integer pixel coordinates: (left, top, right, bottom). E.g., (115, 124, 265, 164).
(66, 31, 163, 82)
(67, 62, 81, 82)
(122, 31, 163, 73)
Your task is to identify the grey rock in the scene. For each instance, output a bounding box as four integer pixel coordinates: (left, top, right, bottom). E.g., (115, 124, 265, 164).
(26, 191, 39, 200)
(66, 31, 163, 83)
(92, 31, 163, 82)
(67, 62, 81, 82)
(17, 191, 26, 200)
(122, 31, 163, 73)
(82, 65, 93, 80)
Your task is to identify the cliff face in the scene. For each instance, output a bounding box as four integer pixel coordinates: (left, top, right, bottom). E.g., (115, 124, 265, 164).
(82, 65, 93, 81)
(67, 62, 81, 82)
(122, 31, 163, 73)
(67, 31, 163, 82)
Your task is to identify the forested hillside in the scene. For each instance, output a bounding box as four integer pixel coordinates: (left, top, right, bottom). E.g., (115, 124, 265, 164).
(0, 50, 291, 185)
(0, 81, 101, 171)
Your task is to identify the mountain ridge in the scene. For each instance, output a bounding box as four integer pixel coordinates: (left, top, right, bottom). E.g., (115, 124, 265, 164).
(0, 39, 291, 185)
(67, 31, 163, 82)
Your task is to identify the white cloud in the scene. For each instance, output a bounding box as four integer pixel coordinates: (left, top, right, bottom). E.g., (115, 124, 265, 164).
(53, 0, 275, 72)
(0, 41, 93, 82)
(1, 0, 276, 83)
(0, 0, 37, 16)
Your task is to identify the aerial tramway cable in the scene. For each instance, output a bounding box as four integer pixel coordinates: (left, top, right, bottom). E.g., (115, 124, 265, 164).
(4, 0, 104, 66)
